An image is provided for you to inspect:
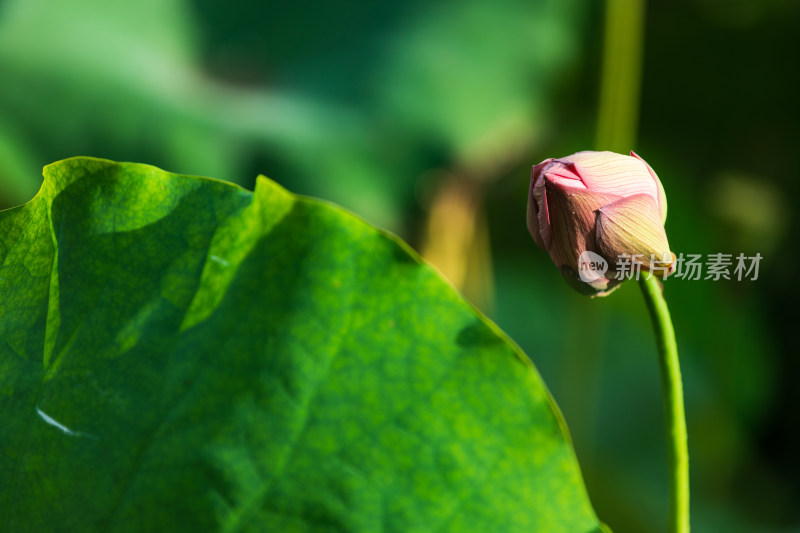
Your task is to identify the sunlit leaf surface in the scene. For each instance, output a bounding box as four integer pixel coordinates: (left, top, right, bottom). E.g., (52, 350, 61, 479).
(0, 158, 605, 532)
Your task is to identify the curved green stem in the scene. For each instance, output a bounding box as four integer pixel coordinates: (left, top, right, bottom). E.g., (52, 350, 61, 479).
(639, 276, 689, 532)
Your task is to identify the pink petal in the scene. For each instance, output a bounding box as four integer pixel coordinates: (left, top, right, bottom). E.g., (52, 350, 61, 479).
(542, 180, 621, 271)
(570, 151, 659, 203)
(527, 171, 547, 249)
(595, 194, 673, 273)
(543, 160, 585, 186)
(630, 151, 668, 223)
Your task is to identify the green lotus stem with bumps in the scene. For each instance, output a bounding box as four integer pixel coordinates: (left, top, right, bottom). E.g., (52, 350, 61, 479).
(639, 276, 689, 533)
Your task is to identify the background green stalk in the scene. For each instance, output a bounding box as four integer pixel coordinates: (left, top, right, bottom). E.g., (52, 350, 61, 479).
(596, 0, 645, 152)
(596, 0, 690, 530)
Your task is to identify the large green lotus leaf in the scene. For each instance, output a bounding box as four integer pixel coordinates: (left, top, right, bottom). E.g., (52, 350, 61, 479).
(0, 158, 606, 532)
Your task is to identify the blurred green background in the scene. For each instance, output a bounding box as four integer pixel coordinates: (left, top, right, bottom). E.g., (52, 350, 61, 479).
(1, 0, 797, 531)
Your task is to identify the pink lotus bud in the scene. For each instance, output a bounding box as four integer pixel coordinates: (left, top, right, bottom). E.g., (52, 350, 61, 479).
(527, 150, 674, 296)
